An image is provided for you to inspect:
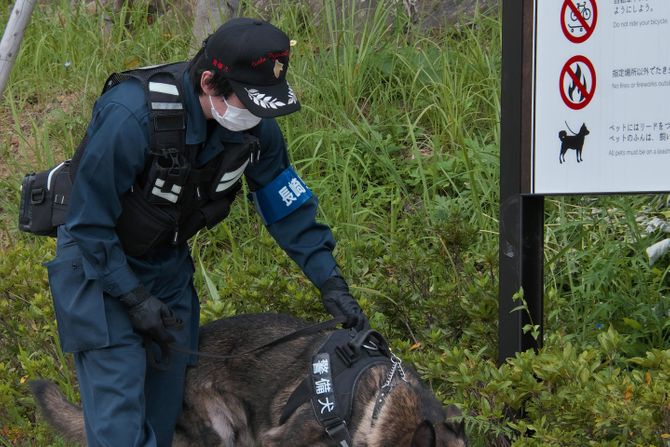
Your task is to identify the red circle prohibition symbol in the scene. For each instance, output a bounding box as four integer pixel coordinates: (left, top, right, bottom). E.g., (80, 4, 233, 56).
(559, 55, 596, 110)
(561, 0, 598, 44)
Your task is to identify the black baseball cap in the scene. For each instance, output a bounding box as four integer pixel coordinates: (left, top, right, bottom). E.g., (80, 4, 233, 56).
(204, 17, 300, 118)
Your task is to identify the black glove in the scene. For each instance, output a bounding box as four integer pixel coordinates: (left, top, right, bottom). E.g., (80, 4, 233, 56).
(320, 274, 368, 332)
(119, 286, 178, 344)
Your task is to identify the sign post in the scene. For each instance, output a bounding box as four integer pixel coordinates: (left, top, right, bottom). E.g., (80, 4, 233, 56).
(500, 0, 670, 362)
(499, 0, 543, 363)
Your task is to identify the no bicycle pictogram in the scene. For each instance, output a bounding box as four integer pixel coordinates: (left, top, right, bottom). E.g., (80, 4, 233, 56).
(561, 0, 598, 43)
(560, 55, 596, 110)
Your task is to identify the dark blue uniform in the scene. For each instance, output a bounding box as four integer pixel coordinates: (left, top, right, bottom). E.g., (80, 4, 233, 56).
(45, 69, 338, 446)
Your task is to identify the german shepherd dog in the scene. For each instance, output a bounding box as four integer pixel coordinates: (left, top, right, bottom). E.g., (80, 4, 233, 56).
(559, 123, 590, 164)
(31, 313, 468, 446)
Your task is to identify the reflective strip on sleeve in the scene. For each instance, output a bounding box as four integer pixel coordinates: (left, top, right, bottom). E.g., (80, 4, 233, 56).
(249, 166, 313, 225)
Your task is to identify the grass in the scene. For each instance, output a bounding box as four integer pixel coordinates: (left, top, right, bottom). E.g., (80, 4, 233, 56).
(1, 1, 669, 446)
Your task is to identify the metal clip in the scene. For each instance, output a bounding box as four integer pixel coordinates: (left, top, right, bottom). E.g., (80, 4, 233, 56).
(382, 350, 408, 389)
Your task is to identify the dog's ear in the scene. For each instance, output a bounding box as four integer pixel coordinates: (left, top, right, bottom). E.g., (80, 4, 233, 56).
(445, 404, 466, 436)
(411, 420, 436, 447)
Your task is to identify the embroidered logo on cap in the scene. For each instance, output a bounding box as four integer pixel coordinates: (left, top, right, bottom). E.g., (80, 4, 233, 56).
(273, 60, 284, 78)
(212, 58, 230, 72)
(245, 85, 297, 110)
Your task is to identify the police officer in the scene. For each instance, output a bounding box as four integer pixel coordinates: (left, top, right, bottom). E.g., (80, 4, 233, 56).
(45, 17, 367, 447)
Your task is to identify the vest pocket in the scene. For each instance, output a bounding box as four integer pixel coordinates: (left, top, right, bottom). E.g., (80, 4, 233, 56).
(116, 190, 176, 257)
(175, 195, 233, 244)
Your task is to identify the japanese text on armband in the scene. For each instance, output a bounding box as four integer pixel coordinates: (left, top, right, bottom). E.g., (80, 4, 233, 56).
(249, 166, 313, 225)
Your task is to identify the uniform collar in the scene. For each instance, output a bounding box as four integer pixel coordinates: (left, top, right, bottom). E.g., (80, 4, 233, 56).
(182, 70, 246, 145)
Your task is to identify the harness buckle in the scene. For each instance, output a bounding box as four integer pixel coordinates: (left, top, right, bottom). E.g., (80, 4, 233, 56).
(336, 330, 390, 366)
(335, 343, 359, 367)
(325, 421, 353, 447)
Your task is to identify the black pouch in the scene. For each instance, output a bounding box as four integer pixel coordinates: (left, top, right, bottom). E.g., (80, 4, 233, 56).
(141, 147, 191, 205)
(175, 194, 235, 244)
(19, 161, 73, 236)
(116, 189, 176, 257)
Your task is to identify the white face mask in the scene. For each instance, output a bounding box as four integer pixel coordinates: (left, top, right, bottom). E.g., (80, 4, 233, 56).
(209, 95, 262, 132)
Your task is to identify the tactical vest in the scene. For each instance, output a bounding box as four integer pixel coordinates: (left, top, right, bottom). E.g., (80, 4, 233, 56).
(19, 62, 260, 257)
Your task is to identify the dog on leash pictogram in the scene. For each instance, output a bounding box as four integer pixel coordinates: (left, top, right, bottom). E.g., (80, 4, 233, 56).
(559, 122, 590, 164)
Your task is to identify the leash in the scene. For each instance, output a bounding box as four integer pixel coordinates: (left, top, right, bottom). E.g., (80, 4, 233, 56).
(564, 121, 578, 135)
(165, 316, 346, 362)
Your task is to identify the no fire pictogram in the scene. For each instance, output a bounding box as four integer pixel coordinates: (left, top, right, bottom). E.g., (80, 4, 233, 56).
(561, 0, 598, 44)
(559, 55, 596, 110)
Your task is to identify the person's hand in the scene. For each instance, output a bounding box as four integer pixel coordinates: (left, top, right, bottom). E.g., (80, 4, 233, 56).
(119, 286, 177, 344)
(320, 274, 369, 332)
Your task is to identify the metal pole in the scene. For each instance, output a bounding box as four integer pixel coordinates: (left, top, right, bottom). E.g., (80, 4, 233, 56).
(499, 0, 545, 364)
(0, 0, 38, 98)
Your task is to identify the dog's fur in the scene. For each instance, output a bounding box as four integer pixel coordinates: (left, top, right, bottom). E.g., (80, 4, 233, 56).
(559, 123, 590, 164)
(31, 313, 467, 446)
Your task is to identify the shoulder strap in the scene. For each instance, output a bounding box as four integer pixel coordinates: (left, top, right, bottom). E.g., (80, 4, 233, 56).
(125, 63, 187, 156)
(70, 62, 189, 183)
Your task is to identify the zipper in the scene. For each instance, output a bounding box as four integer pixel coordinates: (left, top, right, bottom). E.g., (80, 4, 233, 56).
(172, 226, 179, 245)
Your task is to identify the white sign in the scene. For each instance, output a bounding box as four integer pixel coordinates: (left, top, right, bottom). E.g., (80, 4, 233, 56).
(532, 0, 670, 194)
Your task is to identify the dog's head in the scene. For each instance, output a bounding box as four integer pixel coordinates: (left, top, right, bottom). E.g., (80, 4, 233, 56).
(580, 123, 590, 135)
(369, 376, 468, 447)
(410, 404, 467, 447)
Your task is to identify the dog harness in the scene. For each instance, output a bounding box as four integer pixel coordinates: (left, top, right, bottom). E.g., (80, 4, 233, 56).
(280, 329, 393, 446)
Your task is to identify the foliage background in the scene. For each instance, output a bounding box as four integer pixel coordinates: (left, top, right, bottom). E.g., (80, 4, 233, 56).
(1, 1, 669, 445)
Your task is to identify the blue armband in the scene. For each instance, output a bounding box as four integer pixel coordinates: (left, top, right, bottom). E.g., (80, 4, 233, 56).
(248, 166, 313, 225)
